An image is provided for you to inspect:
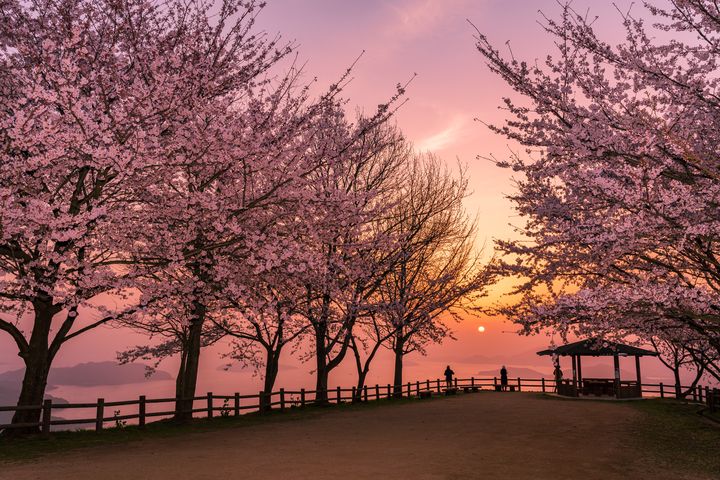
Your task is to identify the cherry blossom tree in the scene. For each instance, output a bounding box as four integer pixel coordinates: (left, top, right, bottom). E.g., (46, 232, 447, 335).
(297, 122, 409, 403)
(212, 124, 399, 405)
(0, 0, 282, 434)
(215, 277, 308, 411)
(475, 1, 720, 358)
(211, 233, 313, 409)
(122, 87, 335, 421)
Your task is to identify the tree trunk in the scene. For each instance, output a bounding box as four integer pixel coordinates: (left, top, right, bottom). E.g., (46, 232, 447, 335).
(355, 370, 368, 403)
(261, 348, 280, 412)
(314, 322, 329, 404)
(174, 301, 206, 422)
(174, 344, 188, 417)
(351, 340, 367, 403)
(393, 340, 404, 398)
(674, 368, 684, 399)
(4, 301, 56, 437)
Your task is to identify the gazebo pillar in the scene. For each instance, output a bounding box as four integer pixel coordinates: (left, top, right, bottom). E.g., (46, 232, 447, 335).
(613, 354, 621, 399)
(577, 356, 583, 394)
(571, 355, 578, 396)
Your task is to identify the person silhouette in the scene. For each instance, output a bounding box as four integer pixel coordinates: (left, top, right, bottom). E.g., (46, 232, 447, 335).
(553, 360, 563, 392)
(444, 365, 455, 389)
(500, 365, 508, 391)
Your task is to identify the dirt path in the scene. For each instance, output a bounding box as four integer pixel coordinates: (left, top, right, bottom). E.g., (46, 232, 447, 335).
(0, 393, 705, 480)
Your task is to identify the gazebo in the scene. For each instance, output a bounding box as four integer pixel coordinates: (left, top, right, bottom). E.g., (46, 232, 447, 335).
(537, 339, 658, 399)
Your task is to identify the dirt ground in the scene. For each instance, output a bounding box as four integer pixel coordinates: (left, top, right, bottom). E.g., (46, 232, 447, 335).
(0, 392, 709, 480)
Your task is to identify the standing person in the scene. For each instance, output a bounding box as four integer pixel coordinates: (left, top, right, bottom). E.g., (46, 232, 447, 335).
(553, 359, 563, 393)
(500, 365, 509, 391)
(444, 365, 455, 389)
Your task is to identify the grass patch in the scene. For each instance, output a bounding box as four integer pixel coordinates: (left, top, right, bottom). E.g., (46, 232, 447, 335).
(0, 395, 434, 463)
(536, 394, 720, 477)
(630, 400, 720, 477)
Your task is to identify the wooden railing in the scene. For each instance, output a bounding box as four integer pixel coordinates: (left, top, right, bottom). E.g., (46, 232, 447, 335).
(1, 377, 717, 434)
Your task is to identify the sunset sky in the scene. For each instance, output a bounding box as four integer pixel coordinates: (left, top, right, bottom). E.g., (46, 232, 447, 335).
(256, 0, 635, 251)
(1, 0, 656, 396)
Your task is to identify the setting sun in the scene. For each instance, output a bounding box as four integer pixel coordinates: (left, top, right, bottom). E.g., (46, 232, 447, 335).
(478, 326, 486, 333)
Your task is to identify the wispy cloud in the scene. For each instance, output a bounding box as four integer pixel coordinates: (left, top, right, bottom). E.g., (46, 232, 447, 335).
(415, 116, 468, 152)
(382, 0, 471, 40)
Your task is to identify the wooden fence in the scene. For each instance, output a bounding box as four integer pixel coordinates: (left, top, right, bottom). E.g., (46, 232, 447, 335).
(1, 377, 717, 434)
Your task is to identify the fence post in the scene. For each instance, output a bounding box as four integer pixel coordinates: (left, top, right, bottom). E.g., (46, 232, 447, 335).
(692, 386, 698, 402)
(96, 398, 105, 432)
(207, 392, 213, 419)
(494, 377, 497, 389)
(426, 379, 430, 392)
(541, 378, 546, 393)
(698, 385, 703, 403)
(352, 386, 357, 402)
(42, 399, 52, 435)
(387, 384, 391, 399)
(234, 392, 240, 416)
(416, 381, 420, 396)
(710, 388, 715, 411)
(454, 378, 458, 389)
(660, 382, 664, 398)
(708, 388, 713, 410)
(364, 385, 368, 402)
(280, 388, 286, 411)
(301, 388, 306, 407)
(375, 384, 380, 400)
(407, 382, 411, 397)
(705, 386, 710, 406)
(471, 377, 475, 388)
(518, 378, 522, 392)
(259, 391, 265, 413)
(139, 395, 146, 428)
(336, 386, 341, 404)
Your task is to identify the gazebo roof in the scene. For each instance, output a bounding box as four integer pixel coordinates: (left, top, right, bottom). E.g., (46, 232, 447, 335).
(537, 339, 658, 357)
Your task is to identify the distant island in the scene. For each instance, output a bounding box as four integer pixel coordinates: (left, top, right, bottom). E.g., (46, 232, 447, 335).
(0, 361, 171, 391)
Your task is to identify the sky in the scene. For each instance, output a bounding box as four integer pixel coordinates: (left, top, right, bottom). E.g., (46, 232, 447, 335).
(255, 0, 636, 253)
(2, 0, 677, 401)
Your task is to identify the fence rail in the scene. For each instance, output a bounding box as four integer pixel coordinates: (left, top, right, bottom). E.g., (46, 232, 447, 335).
(1, 377, 717, 434)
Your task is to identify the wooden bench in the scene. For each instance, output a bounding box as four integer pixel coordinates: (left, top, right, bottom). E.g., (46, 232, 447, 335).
(419, 391, 432, 399)
(463, 386, 479, 393)
(494, 385, 515, 392)
(444, 388, 458, 396)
